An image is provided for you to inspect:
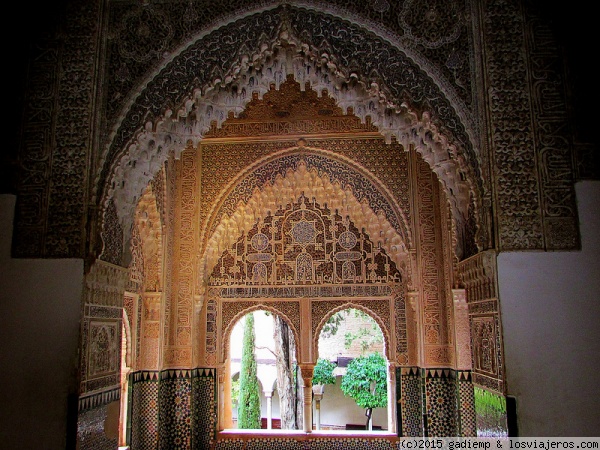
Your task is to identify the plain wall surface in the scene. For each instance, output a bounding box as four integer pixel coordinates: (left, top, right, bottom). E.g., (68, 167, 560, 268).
(498, 181, 600, 436)
(0, 195, 83, 448)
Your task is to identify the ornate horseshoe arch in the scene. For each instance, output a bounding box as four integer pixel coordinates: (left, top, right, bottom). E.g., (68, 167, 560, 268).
(203, 151, 409, 366)
(199, 146, 413, 287)
(95, 4, 485, 264)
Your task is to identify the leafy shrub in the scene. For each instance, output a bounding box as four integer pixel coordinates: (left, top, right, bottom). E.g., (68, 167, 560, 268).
(340, 352, 387, 409)
(312, 358, 336, 386)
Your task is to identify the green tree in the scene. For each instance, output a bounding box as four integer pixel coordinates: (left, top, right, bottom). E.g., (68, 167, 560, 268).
(237, 313, 261, 429)
(312, 358, 336, 386)
(231, 377, 240, 405)
(320, 310, 348, 338)
(340, 352, 388, 430)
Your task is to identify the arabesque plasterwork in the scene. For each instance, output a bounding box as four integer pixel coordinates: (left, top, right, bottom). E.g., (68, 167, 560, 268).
(98, 6, 481, 257)
(13, 0, 582, 265)
(8, 0, 592, 444)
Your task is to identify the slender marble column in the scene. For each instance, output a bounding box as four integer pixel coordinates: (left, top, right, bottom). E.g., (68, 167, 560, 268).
(264, 390, 273, 429)
(299, 364, 314, 433)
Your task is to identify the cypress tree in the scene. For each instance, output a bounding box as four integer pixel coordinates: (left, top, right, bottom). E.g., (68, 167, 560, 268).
(237, 312, 262, 429)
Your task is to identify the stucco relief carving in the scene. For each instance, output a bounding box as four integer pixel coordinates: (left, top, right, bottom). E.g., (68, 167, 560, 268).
(458, 249, 497, 303)
(116, 4, 174, 64)
(13, 0, 582, 261)
(133, 183, 164, 292)
(99, 200, 124, 266)
(160, 146, 200, 368)
(128, 225, 144, 293)
(13, 0, 98, 258)
(204, 192, 407, 365)
(203, 153, 409, 284)
(481, 0, 580, 250)
(471, 316, 497, 376)
(140, 294, 161, 370)
(88, 321, 120, 377)
(207, 192, 403, 286)
(85, 259, 129, 307)
(452, 289, 472, 370)
(457, 250, 504, 393)
(399, 0, 464, 49)
(98, 7, 480, 258)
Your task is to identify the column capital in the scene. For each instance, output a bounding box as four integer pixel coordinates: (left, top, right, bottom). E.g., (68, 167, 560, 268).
(298, 363, 315, 386)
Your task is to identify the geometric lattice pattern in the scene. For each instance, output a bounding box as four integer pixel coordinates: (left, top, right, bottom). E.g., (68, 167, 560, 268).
(129, 369, 217, 450)
(215, 437, 398, 449)
(246, 438, 304, 450)
(424, 370, 458, 437)
(214, 439, 245, 450)
(309, 438, 394, 450)
(399, 367, 424, 437)
(457, 373, 476, 437)
(191, 368, 217, 450)
(159, 373, 192, 449)
(76, 405, 119, 450)
(131, 371, 159, 450)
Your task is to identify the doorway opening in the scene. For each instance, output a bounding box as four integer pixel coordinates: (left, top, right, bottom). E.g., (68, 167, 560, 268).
(118, 311, 132, 447)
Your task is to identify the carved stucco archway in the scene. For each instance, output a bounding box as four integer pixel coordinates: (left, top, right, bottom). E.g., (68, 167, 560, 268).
(203, 157, 408, 362)
(205, 177, 406, 432)
(95, 4, 485, 261)
(199, 146, 413, 289)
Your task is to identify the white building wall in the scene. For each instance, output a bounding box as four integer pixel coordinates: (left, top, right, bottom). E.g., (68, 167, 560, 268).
(498, 181, 600, 436)
(0, 195, 83, 449)
(315, 376, 388, 430)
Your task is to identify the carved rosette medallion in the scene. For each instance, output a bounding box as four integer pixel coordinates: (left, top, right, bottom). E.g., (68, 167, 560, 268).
(399, 0, 464, 49)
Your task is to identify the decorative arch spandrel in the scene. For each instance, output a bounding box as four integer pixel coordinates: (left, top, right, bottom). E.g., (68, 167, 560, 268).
(95, 5, 485, 263)
(200, 149, 412, 287)
(203, 192, 408, 367)
(207, 193, 403, 288)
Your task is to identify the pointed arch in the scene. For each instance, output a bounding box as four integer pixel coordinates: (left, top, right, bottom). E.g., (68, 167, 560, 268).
(221, 303, 300, 366)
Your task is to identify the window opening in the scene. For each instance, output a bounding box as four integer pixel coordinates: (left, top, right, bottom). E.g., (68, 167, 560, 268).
(315, 307, 389, 432)
(227, 310, 300, 430)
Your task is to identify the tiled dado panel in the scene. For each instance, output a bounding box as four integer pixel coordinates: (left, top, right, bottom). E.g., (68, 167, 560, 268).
(424, 369, 458, 437)
(131, 371, 159, 450)
(215, 436, 399, 449)
(457, 372, 476, 437)
(192, 370, 218, 450)
(159, 374, 192, 449)
(398, 368, 474, 437)
(399, 367, 424, 437)
(130, 368, 217, 450)
(130, 368, 473, 448)
(77, 387, 120, 450)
